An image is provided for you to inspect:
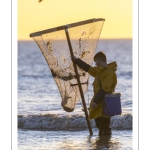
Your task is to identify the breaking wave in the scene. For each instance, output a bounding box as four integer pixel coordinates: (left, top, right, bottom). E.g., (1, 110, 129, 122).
(18, 113, 132, 131)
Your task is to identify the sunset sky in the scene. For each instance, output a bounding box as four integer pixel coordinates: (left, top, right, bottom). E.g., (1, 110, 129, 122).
(18, 0, 132, 40)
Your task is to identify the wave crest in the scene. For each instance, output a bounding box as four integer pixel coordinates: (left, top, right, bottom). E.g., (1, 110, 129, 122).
(18, 113, 132, 131)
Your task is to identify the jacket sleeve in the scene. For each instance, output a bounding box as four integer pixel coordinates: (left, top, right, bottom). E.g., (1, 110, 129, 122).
(74, 59, 97, 77)
(88, 67, 97, 77)
(93, 71, 114, 104)
(93, 89, 106, 104)
(74, 58, 90, 72)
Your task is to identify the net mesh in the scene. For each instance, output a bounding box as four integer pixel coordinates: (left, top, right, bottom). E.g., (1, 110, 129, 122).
(32, 20, 104, 112)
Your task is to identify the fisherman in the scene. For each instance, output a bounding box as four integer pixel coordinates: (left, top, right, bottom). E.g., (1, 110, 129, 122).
(72, 51, 117, 136)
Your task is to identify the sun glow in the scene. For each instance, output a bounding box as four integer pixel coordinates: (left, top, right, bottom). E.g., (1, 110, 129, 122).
(18, 0, 132, 40)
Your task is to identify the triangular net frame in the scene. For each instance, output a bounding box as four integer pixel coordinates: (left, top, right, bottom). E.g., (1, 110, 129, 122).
(30, 18, 105, 112)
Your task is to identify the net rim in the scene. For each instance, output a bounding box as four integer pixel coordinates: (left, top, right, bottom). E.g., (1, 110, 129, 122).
(30, 18, 105, 37)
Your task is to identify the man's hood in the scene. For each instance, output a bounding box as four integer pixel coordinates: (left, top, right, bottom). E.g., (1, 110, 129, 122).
(107, 61, 117, 71)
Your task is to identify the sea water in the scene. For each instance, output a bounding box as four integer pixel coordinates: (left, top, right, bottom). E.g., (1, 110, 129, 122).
(18, 39, 132, 150)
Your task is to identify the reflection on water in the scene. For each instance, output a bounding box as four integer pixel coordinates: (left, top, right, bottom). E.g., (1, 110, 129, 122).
(18, 129, 132, 150)
(87, 135, 121, 149)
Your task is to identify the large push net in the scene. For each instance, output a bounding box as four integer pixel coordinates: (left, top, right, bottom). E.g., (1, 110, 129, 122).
(30, 18, 105, 112)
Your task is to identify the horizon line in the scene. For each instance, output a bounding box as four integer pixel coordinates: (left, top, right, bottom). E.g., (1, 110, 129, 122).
(18, 37, 132, 41)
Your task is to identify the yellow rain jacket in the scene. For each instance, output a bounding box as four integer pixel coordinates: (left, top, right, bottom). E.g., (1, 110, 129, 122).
(88, 61, 117, 119)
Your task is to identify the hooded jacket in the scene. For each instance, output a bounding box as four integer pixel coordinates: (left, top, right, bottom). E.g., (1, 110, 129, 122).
(75, 58, 117, 119)
(89, 62, 117, 99)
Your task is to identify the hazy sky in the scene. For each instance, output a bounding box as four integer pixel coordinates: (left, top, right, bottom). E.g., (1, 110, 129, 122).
(18, 0, 132, 40)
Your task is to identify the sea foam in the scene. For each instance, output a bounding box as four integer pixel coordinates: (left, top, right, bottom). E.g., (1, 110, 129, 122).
(18, 113, 132, 131)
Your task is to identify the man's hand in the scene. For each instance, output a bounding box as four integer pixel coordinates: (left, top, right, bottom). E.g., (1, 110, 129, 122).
(71, 56, 77, 60)
(92, 102, 97, 109)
